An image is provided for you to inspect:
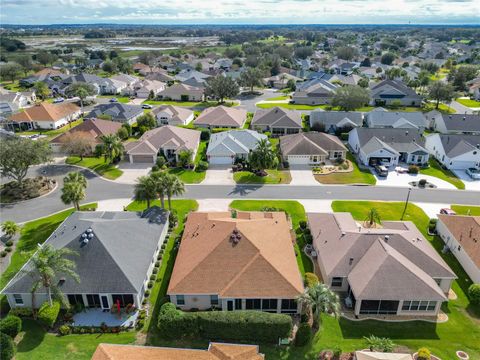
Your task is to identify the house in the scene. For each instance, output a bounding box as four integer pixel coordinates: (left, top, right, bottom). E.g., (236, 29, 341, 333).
(424, 133, 480, 170)
(263, 73, 302, 89)
(1, 208, 169, 310)
(251, 107, 303, 135)
(7, 102, 81, 130)
(50, 118, 122, 153)
(370, 80, 422, 107)
(310, 110, 363, 133)
(53, 73, 120, 95)
(365, 111, 428, 131)
(110, 73, 139, 87)
(426, 112, 480, 135)
(292, 78, 338, 105)
(437, 215, 480, 284)
(85, 103, 143, 125)
(175, 69, 210, 83)
(348, 128, 429, 167)
(125, 125, 200, 164)
(152, 105, 194, 126)
(467, 78, 480, 100)
(92, 342, 264, 360)
(135, 80, 166, 99)
(280, 132, 347, 165)
(194, 106, 247, 129)
(0, 92, 29, 115)
(145, 71, 175, 83)
(213, 58, 233, 70)
(206, 130, 267, 165)
(158, 83, 204, 102)
(307, 212, 456, 316)
(168, 211, 304, 313)
(355, 351, 413, 360)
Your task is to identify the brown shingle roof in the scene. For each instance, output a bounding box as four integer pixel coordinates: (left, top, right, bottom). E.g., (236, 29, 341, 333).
(252, 107, 302, 129)
(91, 343, 264, 360)
(9, 102, 80, 122)
(168, 211, 304, 298)
(438, 214, 480, 269)
(194, 106, 247, 128)
(51, 118, 122, 144)
(280, 132, 347, 156)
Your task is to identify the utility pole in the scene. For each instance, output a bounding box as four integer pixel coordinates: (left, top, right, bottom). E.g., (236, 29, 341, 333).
(401, 187, 412, 221)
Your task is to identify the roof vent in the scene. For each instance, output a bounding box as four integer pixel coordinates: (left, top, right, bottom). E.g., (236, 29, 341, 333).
(384, 235, 390, 242)
(341, 231, 346, 237)
(349, 258, 354, 265)
(463, 117, 466, 121)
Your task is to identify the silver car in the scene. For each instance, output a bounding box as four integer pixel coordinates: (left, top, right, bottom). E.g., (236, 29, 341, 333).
(466, 168, 480, 180)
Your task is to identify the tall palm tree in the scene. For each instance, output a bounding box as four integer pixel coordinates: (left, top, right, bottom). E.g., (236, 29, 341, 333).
(134, 175, 157, 209)
(61, 181, 85, 210)
(150, 171, 168, 209)
(164, 174, 185, 210)
(100, 134, 124, 164)
(247, 139, 277, 172)
(64, 171, 87, 188)
(296, 283, 340, 328)
(25, 244, 80, 309)
(365, 208, 381, 227)
(1, 220, 20, 239)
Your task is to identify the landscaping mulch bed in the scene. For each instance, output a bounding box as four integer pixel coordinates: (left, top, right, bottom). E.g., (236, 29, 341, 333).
(0, 176, 56, 203)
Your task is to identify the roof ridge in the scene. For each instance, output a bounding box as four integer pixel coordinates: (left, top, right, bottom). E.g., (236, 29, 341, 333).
(220, 251, 261, 296)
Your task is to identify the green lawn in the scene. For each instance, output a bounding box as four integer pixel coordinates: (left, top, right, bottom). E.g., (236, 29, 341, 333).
(422, 103, 456, 114)
(314, 153, 376, 185)
(16, 319, 135, 360)
(266, 95, 290, 101)
(233, 169, 292, 184)
(143, 100, 238, 108)
(97, 95, 130, 104)
(420, 158, 465, 190)
(451, 205, 480, 216)
(456, 98, 480, 108)
(256, 102, 375, 112)
(229, 200, 313, 275)
(65, 157, 123, 180)
(16, 119, 83, 140)
(165, 168, 206, 184)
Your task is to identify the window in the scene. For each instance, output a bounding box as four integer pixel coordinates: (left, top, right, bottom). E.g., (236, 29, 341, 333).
(434, 278, 442, 286)
(281, 299, 297, 311)
(210, 295, 219, 306)
(86, 294, 101, 308)
(67, 294, 84, 306)
(262, 299, 278, 311)
(331, 277, 343, 287)
(235, 299, 242, 310)
(427, 302, 437, 311)
(402, 300, 437, 311)
(402, 301, 411, 311)
(111, 294, 135, 307)
(176, 295, 185, 305)
(419, 301, 429, 311)
(13, 294, 23, 305)
(245, 299, 261, 310)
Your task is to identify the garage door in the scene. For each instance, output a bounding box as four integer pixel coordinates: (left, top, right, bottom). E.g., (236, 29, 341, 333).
(208, 156, 233, 165)
(131, 155, 155, 163)
(288, 156, 310, 165)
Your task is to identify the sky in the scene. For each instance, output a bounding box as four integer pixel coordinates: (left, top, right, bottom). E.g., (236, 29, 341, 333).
(1, 0, 479, 25)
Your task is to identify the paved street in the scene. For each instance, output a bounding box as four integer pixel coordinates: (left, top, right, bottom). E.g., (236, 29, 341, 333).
(448, 100, 474, 115)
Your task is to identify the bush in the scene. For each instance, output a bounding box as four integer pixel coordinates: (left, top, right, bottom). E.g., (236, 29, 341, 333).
(152, 267, 158, 274)
(9, 307, 32, 318)
(144, 290, 150, 297)
(58, 325, 71, 336)
(299, 220, 307, 229)
(428, 218, 438, 232)
(157, 302, 292, 343)
(340, 132, 349, 141)
(0, 316, 21, 338)
(5, 240, 13, 247)
(0, 332, 15, 360)
(418, 178, 427, 187)
(200, 129, 210, 141)
(196, 161, 208, 172)
(294, 323, 312, 346)
(468, 284, 480, 305)
(38, 301, 60, 328)
(408, 165, 419, 174)
(156, 156, 166, 168)
(303, 233, 313, 244)
(152, 165, 159, 172)
(0, 251, 7, 257)
(155, 261, 160, 268)
(417, 347, 431, 360)
(148, 281, 154, 288)
(304, 272, 320, 288)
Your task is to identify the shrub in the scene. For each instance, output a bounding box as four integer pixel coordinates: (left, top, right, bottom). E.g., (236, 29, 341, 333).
(340, 132, 349, 141)
(148, 281, 154, 289)
(152, 268, 158, 274)
(144, 290, 150, 297)
(303, 233, 313, 244)
(152, 165, 159, 172)
(0, 332, 15, 360)
(5, 240, 13, 247)
(0, 251, 7, 257)
(196, 161, 208, 172)
(408, 165, 419, 174)
(418, 178, 427, 187)
(299, 220, 307, 229)
(155, 261, 160, 268)
(332, 346, 342, 357)
(200, 129, 210, 141)
(417, 347, 431, 360)
(468, 283, 480, 305)
(156, 156, 166, 168)
(0, 316, 21, 338)
(428, 218, 438, 232)
(9, 307, 32, 318)
(58, 325, 71, 336)
(304, 272, 320, 288)
(38, 301, 60, 328)
(295, 323, 312, 346)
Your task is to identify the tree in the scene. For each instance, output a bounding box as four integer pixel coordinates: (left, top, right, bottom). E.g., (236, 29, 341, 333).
(1, 221, 19, 239)
(247, 139, 278, 173)
(468, 284, 480, 305)
(61, 172, 87, 210)
(448, 65, 478, 91)
(205, 75, 239, 103)
(33, 81, 50, 100)
(0, 63, 22, 82)
(37, 51, 57, 66)
(100, 134, 124, 164)
(24, 244, 79, 308)
(428, 81, 456, 109)
(239, 67, 264, 93)
(364, 335, 395, 352)
(358, 78, 369, 88)
(65, 83, 97, 113)
(134, 175, 157, 209)
(16, 55, 33, 76)
(336, 46, 358, 61)
(381, 52, 396, 65)
(0, 138, 52, 185)
(360, 57, 371, 67)
(60, 132, 95, 160)
(0, 332, 15, 360)
(102, 61, 117, 74)
(64, 171, 87, 189)
(296, 283, 340, 328)
(365, 208, 381, 227)
(117, 127, 129, 140)
(164, 174, 185, 210)
(136, 112, 157, 130)
(294, 46, 313, 60)
(177, 149, 194, 168)
(331, 85, 370, 111)
(150, 171, 169, 209)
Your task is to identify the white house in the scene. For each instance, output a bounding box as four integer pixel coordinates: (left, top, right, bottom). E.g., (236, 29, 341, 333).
(426, 112, 480, 135)
(424, 133, 480, 170)
(7, 102, 81, 130)
(151, 105, 194, 126)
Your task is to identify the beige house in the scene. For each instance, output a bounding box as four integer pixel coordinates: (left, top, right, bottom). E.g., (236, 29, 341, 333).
(158, 83, 204, 101)
(168, 211, 304, 313)
(152, 105, 194, 126)
(194, 106, 247, 129)
(251, 107, 302, 135)
(307, 212, 456, 316)
(135, 80, 166, 99)
(8, 102, 81, 130)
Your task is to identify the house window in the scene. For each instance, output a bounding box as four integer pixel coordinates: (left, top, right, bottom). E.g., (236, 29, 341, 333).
(401, 301, 411, 311)
(281, 299, 297, 312)
(176, 295, 185, 305)
(13, 294, 23, 305)
(434, 278, 442, 286)
(210, 295, 219, 306)
(331, 277, 343, 287)
(262, 299, 278, 311)
(402, 300, 437, 311)
(235, 299, 242, 310)
(111, 294, 135, 307)
(245, 299, 261, 310)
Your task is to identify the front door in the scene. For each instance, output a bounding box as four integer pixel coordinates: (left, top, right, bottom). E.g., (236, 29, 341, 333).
(101, 295, 109, 310)
(227, 300, 234, 311)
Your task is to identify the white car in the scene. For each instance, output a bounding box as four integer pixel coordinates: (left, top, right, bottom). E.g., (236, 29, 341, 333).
(53, 97, 64, 103)
(466, 168, 480, 180)
(142, 104, 153, 109)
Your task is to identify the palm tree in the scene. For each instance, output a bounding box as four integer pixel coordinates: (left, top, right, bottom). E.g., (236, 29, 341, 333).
(365, 208, 381, 227)
(247, 139, 278, 173)
(25, 244, 80, 309)
(150, 171, 168, 209)
(100, 134, 124, 164)
(296, 283, 340, 328)
(134, 175, 157, 209)
(1, 220, 20, 239)
(61, 181, 85, 210)
(164, 174, 185, 210)
(64, 171, 87, 188)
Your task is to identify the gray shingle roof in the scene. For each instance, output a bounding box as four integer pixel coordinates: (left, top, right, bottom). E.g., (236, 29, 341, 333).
(354, 128, 428, 155)
(310, 110, 363, 128)
(86, 103, 143, 122)
(252, 107, 302, 129)
(436, 134, 480, 158)
(366, 111, 427, 129)
(280, 132, 346, 156)
(370, 79, 421, 99)
(207, 130, 267, 157)
(437, 114, 480, 132)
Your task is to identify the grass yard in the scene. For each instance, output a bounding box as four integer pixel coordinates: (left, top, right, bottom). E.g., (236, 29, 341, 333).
(233, 169, 292, 184)
(165, 168, 206, 183)
(143, 100, 238, 108)
(65, 157, 123, 180)
(256, 102, 375, 112)
(451, 204, 480, 216)
(266, 95, 290, 101)
(422, 103, 456, 114)
(98, 95, 130, 103)
(17, 119, 83, 140)
(16, 319, 135, 360)
(456, 98, 480, 108)
(314, 153, 376, 185)
(229, 200, 313, 275)
(420, 158, 465, 190)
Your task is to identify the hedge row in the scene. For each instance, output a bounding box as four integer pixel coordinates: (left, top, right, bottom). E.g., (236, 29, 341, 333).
(0, 332, 15, 360)
(0, 315, 21, 338)
(38, 301, 60, 328)
(157, 302, 292, 343)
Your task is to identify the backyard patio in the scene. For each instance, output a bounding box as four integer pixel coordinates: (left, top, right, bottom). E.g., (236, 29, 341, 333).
(72, 308, 138, 327)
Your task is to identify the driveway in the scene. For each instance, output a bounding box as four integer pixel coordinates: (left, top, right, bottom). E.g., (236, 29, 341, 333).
(373, 170, 456, 190)
(128, 98, 145, 105)
(198, 199, 231, 211)
(202, 166, 235, 185)
(235, 89, 279, 112)
(115, 162, 151, 184)
(448, 100, 474, 115)
(453, 170, 480, 191)
(289, 165, 319, 185)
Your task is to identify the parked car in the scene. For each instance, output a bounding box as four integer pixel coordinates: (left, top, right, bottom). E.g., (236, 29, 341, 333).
(440, 208, 456, 215)
(375, 165, 388, 177)
(466, 168, 480, 180)
(53, 97, 64, 103)
(142, 104, 153, 109)
(109, 98, 118, 103)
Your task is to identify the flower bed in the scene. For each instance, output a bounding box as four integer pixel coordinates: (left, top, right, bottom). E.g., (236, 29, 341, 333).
(312, 160, 353, 175)
(0, 176, 56, 203)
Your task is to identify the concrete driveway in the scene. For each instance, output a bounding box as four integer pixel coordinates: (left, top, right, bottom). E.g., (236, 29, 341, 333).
(453, 170, 480, 191)
(115, 162, 151, 184)
(373, 170, 456, 190)
(202, 166, 235, 185)
(289, 165, 319, 185)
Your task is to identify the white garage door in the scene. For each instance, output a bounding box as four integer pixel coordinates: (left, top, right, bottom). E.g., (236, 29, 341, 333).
(287, 155, 310, 165)
(131, 155, 155, 163)
(208, 156, 233, 165)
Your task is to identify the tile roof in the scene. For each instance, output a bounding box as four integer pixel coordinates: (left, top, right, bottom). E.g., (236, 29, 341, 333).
(194, 106, 247, 128)
(252, 107, 302, 129)
(51, 118, 122, 144)
(168, 211, 304, 298)
(9, 102, 80, 122)
(152, 105, 194, 123)
(280, 132, 347, 156)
